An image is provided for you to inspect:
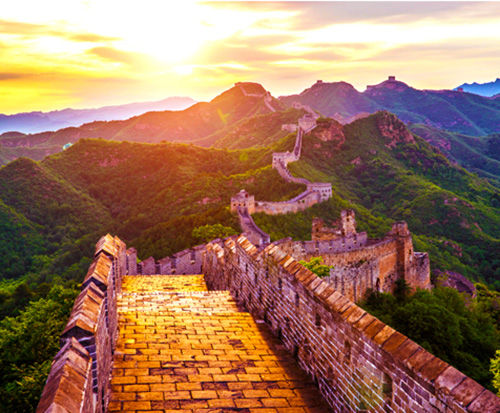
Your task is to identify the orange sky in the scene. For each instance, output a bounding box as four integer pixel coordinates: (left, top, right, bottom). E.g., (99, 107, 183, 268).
(1, 1, 499, 114)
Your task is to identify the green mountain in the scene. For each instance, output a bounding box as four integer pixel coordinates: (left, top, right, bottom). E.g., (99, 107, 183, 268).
(253, 112, 500, 286)
(1, 111, 498, 287)
(0, 82, 288, 166)
(0, 105, 499, 410)
(281, 77, 500, 136)
(408, 124, 500, 184)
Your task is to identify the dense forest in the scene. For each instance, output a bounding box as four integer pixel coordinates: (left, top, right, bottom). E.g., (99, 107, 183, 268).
(0, 109, 499, 410)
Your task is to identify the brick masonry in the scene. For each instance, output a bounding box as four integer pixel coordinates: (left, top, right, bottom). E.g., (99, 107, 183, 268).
(278, 217, 431, 302)
(37, 234, 127, 413)
(38, 233, 500, 412)
(202, 235, 500, 412)
(108, 274, 330, 412)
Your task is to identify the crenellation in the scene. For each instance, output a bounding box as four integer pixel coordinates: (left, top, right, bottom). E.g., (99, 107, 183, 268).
(277, 210, 431, 301)
(38, 234, 125, 413)
(39, 230, 499, 412)
(202, 235, 500, 412)
(36, 338, 93, 413)
(140, 256, 156, 275)
(125, 247, 137, 275)
(230, 189, 255, 214)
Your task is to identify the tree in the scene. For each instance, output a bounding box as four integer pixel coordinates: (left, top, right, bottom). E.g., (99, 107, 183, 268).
(191, 224, 237, 244)
(298, 257, 333, 278)
(491, 350, 500, 396)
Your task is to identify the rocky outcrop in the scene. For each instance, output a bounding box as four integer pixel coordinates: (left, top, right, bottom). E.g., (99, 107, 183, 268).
(313, 119, 345, 148)
(376, 111, 415, 148)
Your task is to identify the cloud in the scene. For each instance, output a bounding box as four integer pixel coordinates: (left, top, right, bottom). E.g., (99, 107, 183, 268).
(195, 31, 348, 69)
(0, 18, 118, 44)
(88, 47, 138, 65)
(68, 33, 119, 43)
(360, 39, 500, 63)
(0, 72, 29, 81)
(86, 46, 158, 72)
(206, 2, 500, 35)
(0, 19, 45, 35)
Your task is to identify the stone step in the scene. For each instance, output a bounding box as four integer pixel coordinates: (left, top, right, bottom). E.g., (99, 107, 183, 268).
(108, 275, 331, 412)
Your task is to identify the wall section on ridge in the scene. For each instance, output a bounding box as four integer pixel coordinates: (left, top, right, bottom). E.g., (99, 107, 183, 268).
(203, 235, 500, 412)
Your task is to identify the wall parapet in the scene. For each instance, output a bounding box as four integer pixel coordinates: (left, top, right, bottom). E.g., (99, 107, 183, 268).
(202, 235, 500, 412)
(37, 234, 126, 413)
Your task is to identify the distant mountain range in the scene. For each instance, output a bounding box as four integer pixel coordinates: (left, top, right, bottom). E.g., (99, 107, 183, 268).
(0, 83, 295, 166)
(1, 79, 499, 186)
(280, 77, 500, 136)
(0, 96, 196, 134)
(0, 83, 499, 408)
(455, 78, 500, 97)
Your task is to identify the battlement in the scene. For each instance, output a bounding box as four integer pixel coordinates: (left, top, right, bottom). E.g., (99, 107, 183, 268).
(38, 234, 127, 413)
(38, 234, 499, 412)
(281, 212, 431, 301)
(230, 189, 255, 213)
(298, 113, 317, 132)
(203, 235, 500, 412)
(312, 210, 357, 240)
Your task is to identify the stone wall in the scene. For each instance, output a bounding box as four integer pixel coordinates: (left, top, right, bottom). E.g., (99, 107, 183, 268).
(140, 256, 156, 275)
(273, 160, 310, 185)
(237, 207, 270, 247)
(326, 259, 379, 303)
(37, 234, 126, 413)
(202, 235, 500, 412)
(277, 220, 431, 301)
(232, 122, 331, 243)
(135, 242, 219, 276)
(126, 247, 137, 276)
(254, 190, 320, 215)
(277, 232, 369, 257)
(172, 244, 205, 274)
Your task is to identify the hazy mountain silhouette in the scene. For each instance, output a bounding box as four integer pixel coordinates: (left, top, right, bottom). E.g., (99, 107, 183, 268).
(0, 96, 196, 134)
(455, 78, 500, 97)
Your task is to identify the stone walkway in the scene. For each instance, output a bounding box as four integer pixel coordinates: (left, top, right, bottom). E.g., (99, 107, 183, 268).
(108, 275, 331, 412)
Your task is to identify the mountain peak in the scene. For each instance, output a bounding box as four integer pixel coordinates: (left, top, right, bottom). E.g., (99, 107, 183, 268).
(301, 80, 357, 95)
(365, 76, 410, 93)
(210, 82, 270, 104)
(455, 78, 500, 97)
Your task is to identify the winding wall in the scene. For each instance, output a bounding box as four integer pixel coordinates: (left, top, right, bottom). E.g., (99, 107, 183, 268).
(233, 119, 332, 244)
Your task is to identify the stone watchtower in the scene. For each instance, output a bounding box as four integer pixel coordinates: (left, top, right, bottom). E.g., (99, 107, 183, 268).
(311, 209, 357, 241)
(340, 209, 356, 237)
(230, 189, 255, 214)
(388, 221, 431, 291)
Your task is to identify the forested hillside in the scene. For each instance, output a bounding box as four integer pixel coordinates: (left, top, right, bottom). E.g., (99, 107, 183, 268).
(0, 109, 499, 410)
(281, 78, 500, 136)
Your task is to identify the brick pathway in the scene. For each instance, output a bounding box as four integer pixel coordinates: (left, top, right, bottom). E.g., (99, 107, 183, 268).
(108, 275, 331, 412)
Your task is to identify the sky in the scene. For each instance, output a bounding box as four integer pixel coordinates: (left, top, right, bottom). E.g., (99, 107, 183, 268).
(0, 1, 499, 114)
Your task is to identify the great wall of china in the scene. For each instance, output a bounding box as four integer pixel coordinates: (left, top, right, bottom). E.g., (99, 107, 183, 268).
(36, 110, 500, 412)
(230, 114, 331, 246)
(37, 233, 500, 412)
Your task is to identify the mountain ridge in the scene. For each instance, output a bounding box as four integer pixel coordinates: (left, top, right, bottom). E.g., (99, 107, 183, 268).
(0, 82, 289, 166)
(455, 78, 500, 97)
(280, 77, 500, 136)
(0, 96, 196, 135)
